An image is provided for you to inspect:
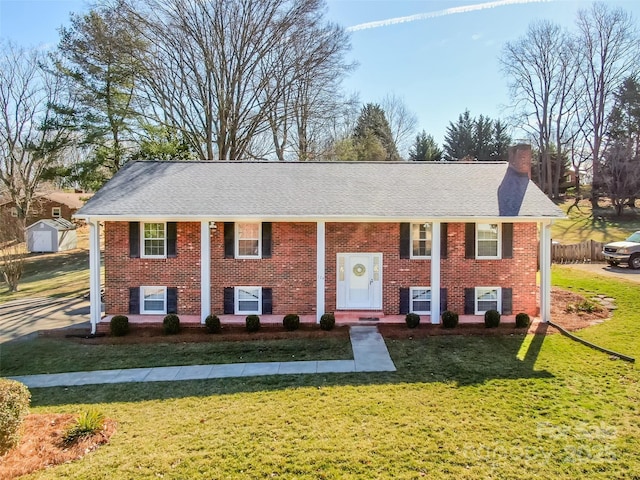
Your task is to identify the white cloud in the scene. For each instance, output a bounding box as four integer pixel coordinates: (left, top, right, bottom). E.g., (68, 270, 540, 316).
(346, 0, 552, 32)
(471, 33, 483, 41)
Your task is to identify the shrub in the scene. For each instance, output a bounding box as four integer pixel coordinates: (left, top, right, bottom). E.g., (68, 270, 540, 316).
(283, 314, 300, 331)
(441, 310, 459, 329)
(246, 314, 261, 332)
(62, 409, 105, 446)
(515, 312, 531, 328)
(109, 315, 129, 336)
(484, 309, 501, 328)
(205, 314, 221, 334)
(320, 313, 335, 331)
(405, 312, 420, 329)
(163, 314, 180, 334)
(0, 379, 30, 455)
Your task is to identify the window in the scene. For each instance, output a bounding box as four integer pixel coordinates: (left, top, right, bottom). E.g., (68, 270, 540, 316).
(411, 223, 432, 258)
(476, 223, 500, 258)
(235, 286, 261, 314)
(142, 222, 166, 257)
(410, 287, 431, 314)
(236, 223, 261, 258)
(51, 207, 61, 218)
(141, 286, 166, 314)
(475, 287, 501, 315)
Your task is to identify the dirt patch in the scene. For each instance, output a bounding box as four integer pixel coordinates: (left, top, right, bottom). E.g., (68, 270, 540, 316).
(0, 413, 116, 480)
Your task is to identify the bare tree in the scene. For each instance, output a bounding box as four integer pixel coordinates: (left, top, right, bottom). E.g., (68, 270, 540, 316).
(0, 42, 74, 237)
(575, 3, 639, 206)
(501, 20, 580, 198)
(112, 0, 350, 161)
(0, 214, 25, 292)
(380, 93, 418, 160)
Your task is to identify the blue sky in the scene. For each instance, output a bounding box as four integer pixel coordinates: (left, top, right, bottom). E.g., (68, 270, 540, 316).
(1, 0, 640, 148)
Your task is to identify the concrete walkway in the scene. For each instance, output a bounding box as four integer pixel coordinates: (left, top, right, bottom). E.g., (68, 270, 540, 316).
(8, 326, 396, 388)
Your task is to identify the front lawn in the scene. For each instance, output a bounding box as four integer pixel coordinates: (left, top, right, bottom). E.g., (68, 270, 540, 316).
(7, 266, 638, 479)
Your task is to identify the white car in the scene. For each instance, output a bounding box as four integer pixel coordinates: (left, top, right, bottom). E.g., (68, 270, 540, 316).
(602, 231, 640, 269)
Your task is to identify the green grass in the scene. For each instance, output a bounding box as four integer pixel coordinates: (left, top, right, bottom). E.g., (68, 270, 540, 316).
(0, 335, 353, 376)
(0, 250, 99, 303)
(5, 266, 638, 479)
(551, 199, 640, 243)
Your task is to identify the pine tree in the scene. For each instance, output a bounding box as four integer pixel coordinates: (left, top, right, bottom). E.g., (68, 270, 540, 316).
(409, 130, 442, 161)
(353, 104, 400, 161)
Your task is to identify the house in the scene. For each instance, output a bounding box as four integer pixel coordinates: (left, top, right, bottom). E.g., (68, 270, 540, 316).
(74, 144, 564, 334)
(26, 219, 78, 253)
(0, 191, 90, 226)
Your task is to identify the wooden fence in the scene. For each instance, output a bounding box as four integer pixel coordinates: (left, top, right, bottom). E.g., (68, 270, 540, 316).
(551, 240, 605, 264)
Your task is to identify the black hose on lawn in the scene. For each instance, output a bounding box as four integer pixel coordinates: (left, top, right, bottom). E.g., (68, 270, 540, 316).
(548, 321, 635, 363)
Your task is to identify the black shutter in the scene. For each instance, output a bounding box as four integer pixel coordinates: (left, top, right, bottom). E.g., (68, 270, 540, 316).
(502, 223, 513, 259)
(224, 287, 234, 314)
(465, 223, 475, 259)
(464, 288, 475, 314)
(440, 223, 448, 259)
(502, 288, 513, 315)
(167, 222, 177, 258)
(440, 288, 448, 312)
(262, 287, 273, 314)
(129, 222, 140, 258)
(167, 287, 178, 314)
(224, 223, 234, 258)
(400, 223, 410, 259)
(129, 287, 140, 314)
(399, 288, 409, 314)
(262, 222, 272, 258)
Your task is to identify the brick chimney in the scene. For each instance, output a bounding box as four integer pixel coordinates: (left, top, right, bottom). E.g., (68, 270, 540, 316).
(508, 143, 531, 179)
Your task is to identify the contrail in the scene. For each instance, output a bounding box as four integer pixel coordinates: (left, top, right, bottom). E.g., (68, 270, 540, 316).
(346, 0, 552, 32)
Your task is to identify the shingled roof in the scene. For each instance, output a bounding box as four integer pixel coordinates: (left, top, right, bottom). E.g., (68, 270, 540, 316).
(75, 160, 564, 221)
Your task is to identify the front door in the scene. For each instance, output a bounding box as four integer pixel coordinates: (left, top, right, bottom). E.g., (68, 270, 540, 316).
(337, 253, 382, 310)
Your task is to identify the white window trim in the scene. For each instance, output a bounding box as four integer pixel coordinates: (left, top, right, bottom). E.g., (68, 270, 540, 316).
(235, 223, 262, 259)
(410, 286, 431, 314)
(476, 223, 501, 260)
(475, 286, 502, 315)
(141, 222, 167, 259)
(410, 222, 432, 259)
(234, 286, 262, 315)
(140, 286, 167, 314)
(51, 207, 61, 218)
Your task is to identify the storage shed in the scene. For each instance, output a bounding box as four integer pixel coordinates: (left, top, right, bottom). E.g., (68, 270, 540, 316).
(26, 219, 77, 253)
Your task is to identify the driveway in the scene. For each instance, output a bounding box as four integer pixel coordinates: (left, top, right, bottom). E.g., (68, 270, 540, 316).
(0, 297, 90, 344)
(557, 262, 640, 284)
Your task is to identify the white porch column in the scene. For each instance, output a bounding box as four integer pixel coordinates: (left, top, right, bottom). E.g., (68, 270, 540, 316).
(430, 222, 441, 324)
(200, 221, 211, 323)
(539, 221, 552, 322)
(88, 219, 101, 335)
(316, 221, 325, 323)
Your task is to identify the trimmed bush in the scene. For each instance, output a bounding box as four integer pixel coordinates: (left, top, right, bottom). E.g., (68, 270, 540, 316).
(515, 312, 531, 328)
(246, 314, 261, 332)
(0, 379, 30, 456)
(63, 409, 105, 446)
(405, 312, 420, 329)
(283, 314, 300, 331)
(441, 310, 459, 329)
(484, 309, 501, 328)
(319, 313, 335, 331)
(205, 314, 221, 334)
(109, 315, 129, 336)
(163, 314, 181, 334)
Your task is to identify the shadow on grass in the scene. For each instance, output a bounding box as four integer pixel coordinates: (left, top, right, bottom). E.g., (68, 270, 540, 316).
(29, 323, 553, 408)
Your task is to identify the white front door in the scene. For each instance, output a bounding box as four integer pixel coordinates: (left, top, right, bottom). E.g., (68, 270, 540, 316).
(337, 253, 382, 310)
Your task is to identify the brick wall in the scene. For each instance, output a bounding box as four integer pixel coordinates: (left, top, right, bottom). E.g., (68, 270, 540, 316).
(104, 221, 201, 315)
(104, 220, 539, 318)
(210, 222, 317, 315)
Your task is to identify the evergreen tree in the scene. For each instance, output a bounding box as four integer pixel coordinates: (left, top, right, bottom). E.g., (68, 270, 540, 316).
(443, 110, 475, 161)
(444, 110, 511, 161)
(409, 130, 442, 161)
(353, 103, 400, 161)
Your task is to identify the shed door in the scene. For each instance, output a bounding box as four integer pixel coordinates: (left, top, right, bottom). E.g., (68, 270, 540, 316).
(32, 231, 53, 252)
